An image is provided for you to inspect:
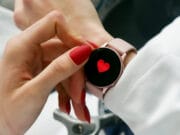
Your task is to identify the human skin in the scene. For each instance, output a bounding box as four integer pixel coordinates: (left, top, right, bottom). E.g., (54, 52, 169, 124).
(0, 11, 93, 135)
(14, 0, 136, 122)
(14, 0, 112, 45)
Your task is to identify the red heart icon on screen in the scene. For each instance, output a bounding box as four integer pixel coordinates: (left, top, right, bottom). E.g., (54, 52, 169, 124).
(97, 59, 110, 73)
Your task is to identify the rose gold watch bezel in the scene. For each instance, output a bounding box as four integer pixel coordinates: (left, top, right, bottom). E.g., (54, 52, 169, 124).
(85, 44, 124, 100)
(85, 38, 136, 100)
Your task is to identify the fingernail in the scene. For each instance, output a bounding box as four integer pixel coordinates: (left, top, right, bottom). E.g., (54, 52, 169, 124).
(87, 41, 99, 49)
(84, 106, 91, 123)
(70, 45, 92, 65)
(81, 90, 86, 104)
(77, 104, 91, 123)
(65, 102, 71, 114)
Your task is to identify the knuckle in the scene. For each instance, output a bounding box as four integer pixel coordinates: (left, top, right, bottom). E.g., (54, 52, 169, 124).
(48, 10, 65, 23)
(4, 36, 20, 57)
(6, 36, 18, 48)
(7, 36, 20, 46)
(13, 9, 27, 29)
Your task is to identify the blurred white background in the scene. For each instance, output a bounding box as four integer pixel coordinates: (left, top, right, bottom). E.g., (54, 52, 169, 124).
(0, 0, 14, 10)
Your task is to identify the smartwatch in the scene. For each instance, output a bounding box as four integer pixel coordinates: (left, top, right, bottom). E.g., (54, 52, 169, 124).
(84, 38, 136, 100)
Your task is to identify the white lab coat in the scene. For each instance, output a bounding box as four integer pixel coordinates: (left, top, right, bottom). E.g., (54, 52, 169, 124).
(1, 5, 180, 135)
(104, 16, 180, 135)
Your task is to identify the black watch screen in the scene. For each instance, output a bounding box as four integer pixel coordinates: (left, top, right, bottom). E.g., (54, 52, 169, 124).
(84, 47, 121, 87)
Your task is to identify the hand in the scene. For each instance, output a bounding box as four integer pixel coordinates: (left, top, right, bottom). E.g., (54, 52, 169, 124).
(14, 0, 112, 45)
(14, 0, 112, 119)
(0, 11, 92, 135)
(14, 0, 136, 62)
(13, 0, 136, 122)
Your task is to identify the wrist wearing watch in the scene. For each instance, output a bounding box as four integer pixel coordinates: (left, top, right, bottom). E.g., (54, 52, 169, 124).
(84, 38, 137, 100)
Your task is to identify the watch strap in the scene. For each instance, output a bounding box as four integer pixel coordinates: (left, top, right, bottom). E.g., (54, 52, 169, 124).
(104, 38, 136, 56)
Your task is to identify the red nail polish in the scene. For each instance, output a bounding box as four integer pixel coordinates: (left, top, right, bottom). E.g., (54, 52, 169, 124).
(81, 90, 86, 104)
(66, 102, 71, 114)
(84, 106, 91, 123)
(70, 45, 92, 65)
(87, 41, 99, 49)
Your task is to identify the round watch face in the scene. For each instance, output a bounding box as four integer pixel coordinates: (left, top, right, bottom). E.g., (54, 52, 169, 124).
(84, 47, 121, 87)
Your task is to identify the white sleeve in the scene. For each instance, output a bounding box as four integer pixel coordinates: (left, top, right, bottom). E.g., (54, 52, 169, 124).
(104, 16, 180, 135)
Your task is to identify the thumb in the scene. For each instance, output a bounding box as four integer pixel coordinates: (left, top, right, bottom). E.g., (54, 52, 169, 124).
(27, 44, 92, 95)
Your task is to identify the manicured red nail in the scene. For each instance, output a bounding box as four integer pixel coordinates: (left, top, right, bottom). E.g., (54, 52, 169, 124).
(87, 41, 99, 49)
(70, 45, 92, 65)
(65, 102, 71, 114)
(84, 106, 91, 123)
(81, 90, 86, 104)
